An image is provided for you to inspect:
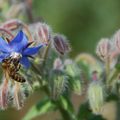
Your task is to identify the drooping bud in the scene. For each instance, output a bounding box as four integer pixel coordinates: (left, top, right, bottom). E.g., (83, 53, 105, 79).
(32, 22, 52, 44)
(88, 80, 105, 114)
(53, 34, 71, 55)
(1, 19, 33, 42)
(96, 38, 111, 61)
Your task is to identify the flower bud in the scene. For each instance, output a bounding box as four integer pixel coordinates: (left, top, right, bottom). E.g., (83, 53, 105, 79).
(53, 34, 71, 55)
(88, 81, 105, 114)
(114, 29, 120, 50)
(33, 22, 52, 44)
(96, 38, 111, 61)
(52, 74, 67, 99)
(1, 19, 23, 31)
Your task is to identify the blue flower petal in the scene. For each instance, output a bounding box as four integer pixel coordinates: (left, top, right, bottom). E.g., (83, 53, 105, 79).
(23, 44, 44, 56)
(0, 57, 3, 62)
(0, 37, 10, 53)
(9, 30, 28, 52)
(20, 57, 31, 68)
(0, 53, 10, 62)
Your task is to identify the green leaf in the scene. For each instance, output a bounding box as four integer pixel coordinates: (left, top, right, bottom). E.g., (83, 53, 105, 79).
(22, 98, 56, 120)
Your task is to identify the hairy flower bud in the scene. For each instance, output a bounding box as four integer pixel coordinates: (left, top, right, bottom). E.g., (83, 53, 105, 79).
(114, 29, 120, 50)
(96, 38, 111, 61)
(88, 81, 105, 114)
(1, 19, 23, 31)
(52, 74, 68, 99)
(53, 34, 71, 55)
(32, 22, 52, 44)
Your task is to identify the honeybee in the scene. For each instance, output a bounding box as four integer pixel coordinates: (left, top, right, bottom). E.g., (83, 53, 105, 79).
(2, 53, 26, 83)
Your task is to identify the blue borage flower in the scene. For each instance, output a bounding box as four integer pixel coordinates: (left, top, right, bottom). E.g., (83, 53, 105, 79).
(0, 30, 45, 68)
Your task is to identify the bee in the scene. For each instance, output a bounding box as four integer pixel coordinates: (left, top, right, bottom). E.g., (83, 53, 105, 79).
(2, 53, 26, 83)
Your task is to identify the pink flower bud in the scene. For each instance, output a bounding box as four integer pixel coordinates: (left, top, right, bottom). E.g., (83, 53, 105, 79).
(96, 38, 111, 61)
(1, 19, 23, 31)
(33, 22, 52, 44)
(114, 29, 120, 50)
(108, 30, 120, 61)
(53, 34, 71, 55)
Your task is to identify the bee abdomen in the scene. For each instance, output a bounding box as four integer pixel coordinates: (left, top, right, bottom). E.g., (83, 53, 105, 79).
(10, 73, 26, 83)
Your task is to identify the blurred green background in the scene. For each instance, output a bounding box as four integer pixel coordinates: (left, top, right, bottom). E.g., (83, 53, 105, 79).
(33, 0, 120, 56)
(1, 0, 120, 119)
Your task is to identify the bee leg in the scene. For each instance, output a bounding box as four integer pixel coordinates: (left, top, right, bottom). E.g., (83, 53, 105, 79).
(16, 64, 21, 72)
